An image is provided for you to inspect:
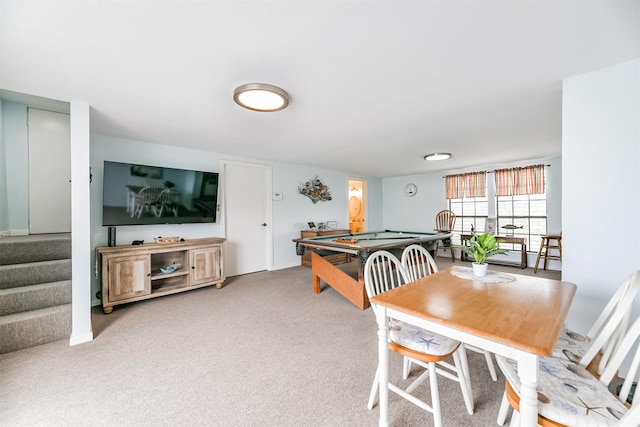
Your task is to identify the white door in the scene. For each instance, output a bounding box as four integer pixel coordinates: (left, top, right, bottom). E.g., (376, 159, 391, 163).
(223, 161, 272, 276)
(28, 108, 71, 234)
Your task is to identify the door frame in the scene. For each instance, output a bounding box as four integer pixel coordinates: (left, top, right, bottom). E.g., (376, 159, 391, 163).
(28, 108, 71, 234)
(347, 177, 367, 233)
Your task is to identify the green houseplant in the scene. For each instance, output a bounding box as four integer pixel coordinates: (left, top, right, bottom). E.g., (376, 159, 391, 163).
(459, 231, 507, 276)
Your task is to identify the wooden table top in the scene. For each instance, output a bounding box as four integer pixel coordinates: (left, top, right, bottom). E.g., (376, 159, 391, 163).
(370, 267, 576, 356)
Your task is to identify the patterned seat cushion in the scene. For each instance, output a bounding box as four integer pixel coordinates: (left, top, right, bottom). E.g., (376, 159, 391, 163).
(553, 327, 591, 364)
(389, 320, 460, 356)
(496, 354, 628, 426)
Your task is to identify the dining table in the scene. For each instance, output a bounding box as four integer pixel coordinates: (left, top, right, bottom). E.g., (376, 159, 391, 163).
(369, 266, 576, 427)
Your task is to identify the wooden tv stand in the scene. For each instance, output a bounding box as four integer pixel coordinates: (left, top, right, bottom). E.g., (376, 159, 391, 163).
(96, 237, 225, 314)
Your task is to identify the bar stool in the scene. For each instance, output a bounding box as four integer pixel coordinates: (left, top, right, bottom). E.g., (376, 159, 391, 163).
(534, 233, 562, 273)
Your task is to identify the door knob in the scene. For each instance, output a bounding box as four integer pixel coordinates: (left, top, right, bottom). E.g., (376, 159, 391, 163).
(261, 223, 267, 227)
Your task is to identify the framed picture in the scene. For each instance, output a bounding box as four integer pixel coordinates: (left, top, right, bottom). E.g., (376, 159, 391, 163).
(327, 220, 337, 229)
(486, 217, 496, 235)
(318, 222, 326, 230)
(307, 221, 316, 229)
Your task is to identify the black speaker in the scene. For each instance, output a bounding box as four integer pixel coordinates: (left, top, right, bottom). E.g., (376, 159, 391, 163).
(108, 227, 116, 247)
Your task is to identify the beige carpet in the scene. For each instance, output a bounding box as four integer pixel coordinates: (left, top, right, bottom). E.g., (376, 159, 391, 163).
(0, 258, 560, 426)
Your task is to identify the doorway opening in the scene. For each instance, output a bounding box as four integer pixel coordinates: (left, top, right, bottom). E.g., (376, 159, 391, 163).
(348, 179, 366, 233)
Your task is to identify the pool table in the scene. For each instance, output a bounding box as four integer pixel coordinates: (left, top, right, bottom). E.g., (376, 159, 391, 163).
(293, 230, 452, 309)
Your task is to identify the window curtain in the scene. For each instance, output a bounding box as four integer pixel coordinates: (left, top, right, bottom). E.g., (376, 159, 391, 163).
(494, 164, 545, 196)
(445, 171, 487, 199)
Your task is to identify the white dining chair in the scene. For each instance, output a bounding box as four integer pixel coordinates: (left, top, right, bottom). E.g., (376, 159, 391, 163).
(497, 269, 640, 426)
(553, 269, 640, 376)
(132, 187, 162, 218)
(364, 250, 473, 427)
(400, 244, 498, 382)
(153, 188, 181, 217)
(496, 312, 640, 427)
(401, 243, 439, 281)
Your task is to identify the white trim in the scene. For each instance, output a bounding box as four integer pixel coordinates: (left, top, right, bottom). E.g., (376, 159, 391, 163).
(69, 331, 93, 346)
(0, 229, 29, 237)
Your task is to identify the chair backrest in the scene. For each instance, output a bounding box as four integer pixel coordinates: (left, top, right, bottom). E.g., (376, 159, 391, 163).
(156, 188, 180, 205)
(599, 312, 640, 416)
(401, 244, 438, 282)
(581, 269, 640, 375)
(363, 250, 410, 304)
(138, 187, 162, 204)
(435, 210, 456, 232)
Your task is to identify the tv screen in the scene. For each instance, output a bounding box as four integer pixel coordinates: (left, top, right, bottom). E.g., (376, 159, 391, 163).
(102, 161, 219, 226)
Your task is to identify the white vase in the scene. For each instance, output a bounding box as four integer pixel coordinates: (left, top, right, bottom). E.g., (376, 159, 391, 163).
(472, 262, 488, 277)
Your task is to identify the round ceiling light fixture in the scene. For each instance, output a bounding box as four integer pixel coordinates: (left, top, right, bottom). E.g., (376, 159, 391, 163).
(424, 153, 452, 161)
(233, 83, 289, 112)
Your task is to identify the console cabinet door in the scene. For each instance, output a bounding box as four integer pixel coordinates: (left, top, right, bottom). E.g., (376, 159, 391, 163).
(191, 246, 222, 285)
(108, 254, 151, 301)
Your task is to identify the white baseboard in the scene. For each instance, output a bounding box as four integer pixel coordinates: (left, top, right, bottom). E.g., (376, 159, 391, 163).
(0, 229, 28, 237)
(69, 331, 94, 346)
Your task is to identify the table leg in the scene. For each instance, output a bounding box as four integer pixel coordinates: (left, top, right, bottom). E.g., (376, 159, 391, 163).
(516, 353, 538, 427)
(377, 307, 389, 427)
(312, 273, 321, 294)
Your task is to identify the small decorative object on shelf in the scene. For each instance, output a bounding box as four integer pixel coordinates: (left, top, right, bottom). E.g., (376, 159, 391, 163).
(298, 176, 332, 203)
(160, 265, 177, 274)
(154, 236, 180, 244)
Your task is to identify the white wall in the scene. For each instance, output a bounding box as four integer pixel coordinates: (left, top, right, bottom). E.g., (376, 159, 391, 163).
(0, 100, 7, 234)
(69, 102, 93, 346)
(562, 59, 640, 332)
(1, 101, 29, 235)
(382, 156, 562, 267)
(90, 133, 376, 303)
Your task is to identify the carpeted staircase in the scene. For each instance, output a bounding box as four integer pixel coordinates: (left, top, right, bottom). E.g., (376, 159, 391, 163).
(0, 233, 72, 354)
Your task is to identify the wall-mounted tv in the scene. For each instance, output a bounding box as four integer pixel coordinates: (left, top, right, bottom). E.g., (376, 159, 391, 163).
(102, 161, 219, 226)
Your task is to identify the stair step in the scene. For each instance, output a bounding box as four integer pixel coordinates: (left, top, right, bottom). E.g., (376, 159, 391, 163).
(0, 233, 71, 265)
(0, 280, 72, 316)
(0, 304, 72, 354)
(0, 259, 72, 290)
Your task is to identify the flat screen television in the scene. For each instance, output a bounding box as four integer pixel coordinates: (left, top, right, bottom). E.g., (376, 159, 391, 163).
(102, 161, 219, 226)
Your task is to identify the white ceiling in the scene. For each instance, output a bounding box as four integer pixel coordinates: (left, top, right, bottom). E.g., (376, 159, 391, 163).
(1, 1, 638, 177)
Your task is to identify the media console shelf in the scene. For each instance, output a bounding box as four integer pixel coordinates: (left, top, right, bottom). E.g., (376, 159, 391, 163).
(97, 237, 225, 314)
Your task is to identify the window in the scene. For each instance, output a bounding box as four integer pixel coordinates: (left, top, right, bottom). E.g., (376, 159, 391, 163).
(496, 193, 547, 251)
(445, 164, 548, 252)
(448, 195, 488, 246)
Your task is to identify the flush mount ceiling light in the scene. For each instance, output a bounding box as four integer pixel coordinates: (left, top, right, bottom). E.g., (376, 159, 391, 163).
(424, 153, 452, 161)
(233, 83, 289, 112)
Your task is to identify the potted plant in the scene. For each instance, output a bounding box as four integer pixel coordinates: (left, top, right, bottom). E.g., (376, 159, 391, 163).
(459, 231, 507, 277)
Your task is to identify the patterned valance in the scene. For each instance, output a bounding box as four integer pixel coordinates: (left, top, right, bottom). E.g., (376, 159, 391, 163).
(445, 171, 486, 199)
(494, 164, 545, 196)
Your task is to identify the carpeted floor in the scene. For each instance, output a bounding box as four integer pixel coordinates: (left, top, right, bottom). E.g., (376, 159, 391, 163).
(1, 258, 559, 426)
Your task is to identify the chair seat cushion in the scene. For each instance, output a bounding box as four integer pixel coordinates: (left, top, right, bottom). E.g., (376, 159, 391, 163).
(496, 354, 628, 426)
(552, 327, 591, 364)
(389, 320, 460, 356)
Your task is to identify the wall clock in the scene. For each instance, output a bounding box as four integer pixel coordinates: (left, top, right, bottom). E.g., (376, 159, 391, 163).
(404, 183, 418, 197)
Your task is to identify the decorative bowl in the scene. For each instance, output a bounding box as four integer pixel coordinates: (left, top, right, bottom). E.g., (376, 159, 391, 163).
(160, 265, 177, 274)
